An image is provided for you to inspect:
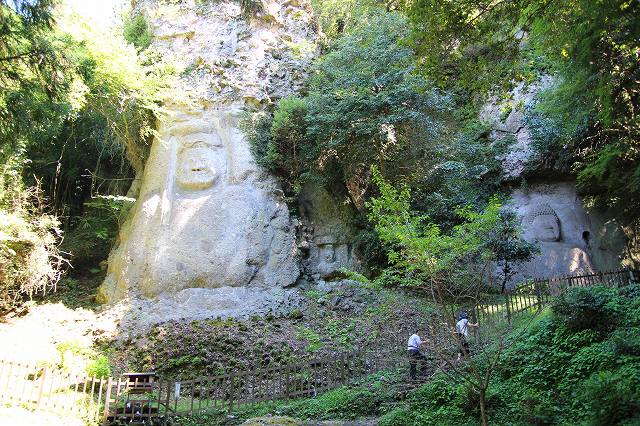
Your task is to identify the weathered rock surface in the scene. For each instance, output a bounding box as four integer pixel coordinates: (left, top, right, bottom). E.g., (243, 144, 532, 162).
(100, 0, 320, 320)
(508, 182, 625, 279)
(297, 184, 361, 280)
(99, 107, 300, 303)
(480, 77, 553, 180)
(118, 286, 306, 329)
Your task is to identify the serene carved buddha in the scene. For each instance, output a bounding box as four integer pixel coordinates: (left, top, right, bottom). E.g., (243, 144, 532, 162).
(520, 202, 594, 277)
(523, 203, 561, 242)
(98, 106, 299, 303)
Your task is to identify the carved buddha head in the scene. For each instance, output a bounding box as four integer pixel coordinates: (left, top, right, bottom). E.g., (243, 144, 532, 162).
(524, 203, 561, 242)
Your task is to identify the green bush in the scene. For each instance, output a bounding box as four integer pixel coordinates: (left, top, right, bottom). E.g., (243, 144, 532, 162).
(61, 195, 133, 269)
(0, 208, 64, 312)
(552, 285, 621, 332)
(123, 14, 153, 50)
(86, 355, 112, 378)
(579, 365, 640, 426)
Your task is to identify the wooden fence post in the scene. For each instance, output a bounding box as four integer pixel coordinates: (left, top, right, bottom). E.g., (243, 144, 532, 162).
(36, 365, 47, 409)
(102, 377, 112, 425)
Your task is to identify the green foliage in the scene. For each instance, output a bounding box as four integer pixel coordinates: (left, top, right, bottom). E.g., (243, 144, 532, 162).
(483, 208, 539, 292)
(248, 96, 311, 195)
(123, 14, 153, 50)
(310, 0, 383, 39)
(552, 285, 621, 333)
(86, 355, 112, 378)
(245, 12, 449, 205)
(381, 285, 640, 425)
(0, 203, 64, 312)
(0, 0, 174, 309)
(61, 195, 134, 269)
(402, 0, 640, 226)
(325, 317, 355, 348)
(335, 268, 370, 285)
(580, 365, 640, 426)
(366, 167, 501, 288)
(296, 326, 322, 353)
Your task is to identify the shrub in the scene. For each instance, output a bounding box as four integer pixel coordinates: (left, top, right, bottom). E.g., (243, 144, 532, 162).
(579, 366, 640, 426)
(0, 207, 65, 312)
(86, 355, 112, 378)
(552, 285, 620, 332)
(123, 14, 153, 50)
(61, 195, 133, 270)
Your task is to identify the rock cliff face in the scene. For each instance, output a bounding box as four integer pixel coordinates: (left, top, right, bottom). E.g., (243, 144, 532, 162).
(99, 0, 320, 308)
(481, 80, 627, 280)
(509, 182, 625, 280)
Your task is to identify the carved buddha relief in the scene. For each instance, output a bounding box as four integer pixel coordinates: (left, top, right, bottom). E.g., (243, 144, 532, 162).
(523, 203, 561, 242)
(98, 106, 300, 303)
(518, 200, 595, 278)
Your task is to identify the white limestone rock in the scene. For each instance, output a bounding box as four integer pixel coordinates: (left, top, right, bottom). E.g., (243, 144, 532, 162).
(99, 106, 300, 303)
(100, 0, 319, 312)
(508, 182, 625, 280)
(480, 77, 553, 179)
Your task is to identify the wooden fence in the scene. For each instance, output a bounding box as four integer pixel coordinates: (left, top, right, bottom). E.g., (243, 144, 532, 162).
(0, 346, 406, 425)
(468, 268, 639, 327)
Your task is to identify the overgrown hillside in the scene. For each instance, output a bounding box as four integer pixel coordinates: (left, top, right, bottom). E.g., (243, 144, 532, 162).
(171, 285, 640, 426)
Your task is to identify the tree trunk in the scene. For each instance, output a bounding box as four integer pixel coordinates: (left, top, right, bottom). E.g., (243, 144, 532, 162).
(479, 387, 489, 426)
(501, 260, 510, 293)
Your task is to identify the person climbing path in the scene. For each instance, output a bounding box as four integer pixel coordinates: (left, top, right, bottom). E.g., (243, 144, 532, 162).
(407, 328, 429, 380)
(454, 311, 479, 361)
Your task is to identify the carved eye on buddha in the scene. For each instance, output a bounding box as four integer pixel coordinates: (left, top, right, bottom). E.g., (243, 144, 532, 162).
(176, 140, 221, 191)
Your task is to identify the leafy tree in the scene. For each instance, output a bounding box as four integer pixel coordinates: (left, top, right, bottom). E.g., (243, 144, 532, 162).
(484, 208, 539, 293)
(246, 12, 450, 207)
(402, 0, 640, 229)
(366, 168, 544, 426)
(310, 0, 382, 39)
(366, 166, 500, 292)
(0, 0, 171, 308)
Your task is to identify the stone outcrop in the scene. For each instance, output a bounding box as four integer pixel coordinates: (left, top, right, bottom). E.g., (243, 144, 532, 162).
(99, 107, 300, 303)
(99, 0, 319, 309)
(297, 184, 361, 280)
(481, 78, 626, 279)
(508, 182, 625, 279)
(480, 76, 553, 180)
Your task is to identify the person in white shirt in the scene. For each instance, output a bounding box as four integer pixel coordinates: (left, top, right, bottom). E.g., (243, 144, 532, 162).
(407, 329, 428, 380)
(454, 312, 479, 361)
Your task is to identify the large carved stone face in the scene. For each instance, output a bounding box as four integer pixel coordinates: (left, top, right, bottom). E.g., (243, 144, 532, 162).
(176, 140, 220, 191)
(530, 214, 560, 242)
(524, 203, 561, 242)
